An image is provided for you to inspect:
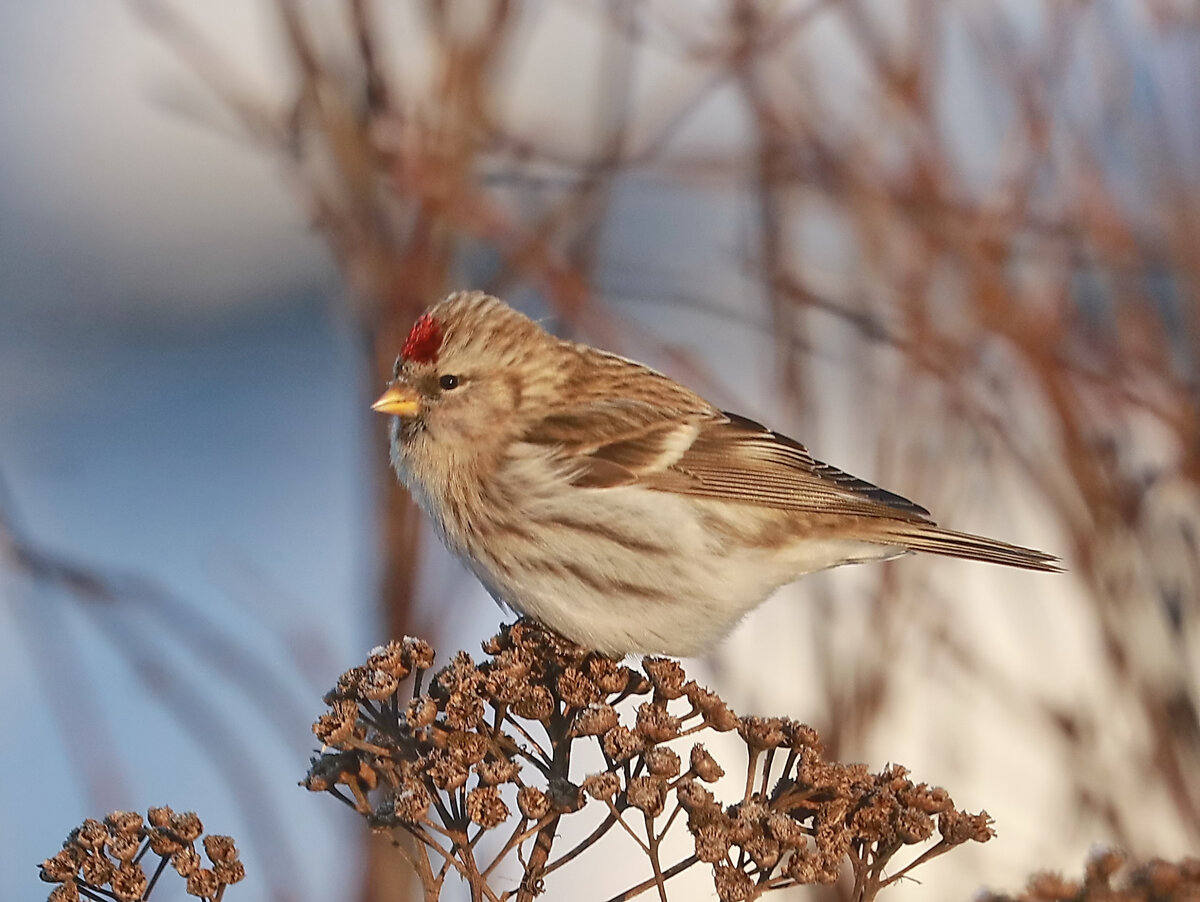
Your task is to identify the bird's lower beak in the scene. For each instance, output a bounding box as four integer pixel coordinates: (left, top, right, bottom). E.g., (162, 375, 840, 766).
(371, 383, 421, 418)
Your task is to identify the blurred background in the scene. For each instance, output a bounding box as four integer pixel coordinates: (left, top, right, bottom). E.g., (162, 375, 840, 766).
(2, 1, 1198, 900)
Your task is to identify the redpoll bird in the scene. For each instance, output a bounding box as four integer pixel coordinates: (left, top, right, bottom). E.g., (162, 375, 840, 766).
(373, 291, 1059, 656)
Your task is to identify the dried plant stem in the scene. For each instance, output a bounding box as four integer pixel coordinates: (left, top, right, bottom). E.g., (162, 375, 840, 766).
(643, 812, 670, 902)
(602, 855, 700, 902)
(541, 812, 620, 878)
(515, 713, 572, 902)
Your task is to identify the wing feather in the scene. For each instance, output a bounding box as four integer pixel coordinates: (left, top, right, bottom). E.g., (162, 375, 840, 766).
(520, 402, 932, 522)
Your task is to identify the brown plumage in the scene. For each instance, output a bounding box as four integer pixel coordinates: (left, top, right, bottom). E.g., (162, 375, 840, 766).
(374, 291, 1060, 655)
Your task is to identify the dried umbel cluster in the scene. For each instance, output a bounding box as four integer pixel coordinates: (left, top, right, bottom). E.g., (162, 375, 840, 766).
(979, 850, 1200, 902)
(39, 807, 244, 902)
(305, 619, 992, 901)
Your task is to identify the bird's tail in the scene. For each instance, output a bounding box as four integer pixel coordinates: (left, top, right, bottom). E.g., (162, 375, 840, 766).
(874, 523, 1062, 571)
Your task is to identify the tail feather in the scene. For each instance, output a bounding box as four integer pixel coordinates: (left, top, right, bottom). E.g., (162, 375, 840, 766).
(876, 524, 1062, 572)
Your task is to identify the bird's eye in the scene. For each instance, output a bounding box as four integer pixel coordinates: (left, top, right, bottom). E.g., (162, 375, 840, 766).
(439, 374, 460, 390)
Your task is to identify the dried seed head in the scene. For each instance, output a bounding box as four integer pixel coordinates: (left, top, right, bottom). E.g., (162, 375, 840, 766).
(147, 807, 173, 828)
(643, 658, 686, 699)
(645, 746, 681, 778)
(516, 787, 550, 820)
(434, 652, 481, 696)
(850, 800, 890, 842)
(582, 772, 621, 801)
(480, 633, 505, 655)
(687, 684, 739, 732)
(147, 825, 185, 856)
(572, 703, 619, 737)
(1139, 860, 1189, 893)
(297, 621, 1007, 902)
(714, 864, 754, 902)
(939, 809, 994, 844)
(814, 855, 841, 884)
(173, 846, 201, 878)
(814, 819, 850, 879)
(627, 775, 668, 817)
(505, 619, 540, 650)
(602, 725, 642, 762)
(693, 821, 733, 863)
(690, 744, 725, 783)
(111, 861, 147, 902)
(896, 808, 935, 844)
(784, 720, 821, 753)
(332, 666, 369, 699)
(169, 815, 201, 844)
(313, 698, 361, 746)
(403, 636, 436, 670)
(361, 667, 400, 701)
(48, 884, 79, 902)
(785, 851, 821, 883)
(81, 854, 115, 886)
(393, 779, 432, 823)
(738, 716, 787, 750)
(635, 702, 681, 742)
(765, 812, 804, 848)
(367, 641, 412, 680)
(303, 750, 356, 793)
(446, 730, 489, 766)
(557, 668, 602, 707)
(186, 867, 220, 900)
(744, 833, 781, 870)
(483, 655, 532, 704)
(214, 859, 246, 886)
(41, 849, 81, 883)
(676, 779, 718, 817)
(474, 757, 520, 786)
(74, 820, 108, 852)
(406, 696, 438, 728)
(427, 751, 470, 791)
(513, 685, 555, 721)
(202, 835, 238, 865)
(586, 656, 631, 694)
(909, 783, 952, 814)
(467, 787, 510, 828)
(444, 691, 486, 731)
(104, 812, 144, 838)
(728, 798, 768, 845)
(107, 834, 140, 863)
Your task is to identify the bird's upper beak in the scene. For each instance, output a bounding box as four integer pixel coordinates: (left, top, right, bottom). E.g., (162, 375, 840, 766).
(371, 383, 421, 418)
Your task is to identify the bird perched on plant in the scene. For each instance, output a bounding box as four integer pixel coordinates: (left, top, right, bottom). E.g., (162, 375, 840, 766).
(373, 291, 1059, 656)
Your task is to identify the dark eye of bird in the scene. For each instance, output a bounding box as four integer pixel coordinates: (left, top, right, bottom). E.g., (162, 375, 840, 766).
(439, 374, 460, 391)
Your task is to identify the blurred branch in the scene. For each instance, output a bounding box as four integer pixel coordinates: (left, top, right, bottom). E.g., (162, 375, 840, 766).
(0, 468, 306, 902)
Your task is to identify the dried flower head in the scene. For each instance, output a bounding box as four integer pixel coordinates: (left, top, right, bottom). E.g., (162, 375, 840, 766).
(516, 786, 551, 820)
(304, 619, 995, 902)
(40, 808, 244, 902)
(467, 786, 511, 828)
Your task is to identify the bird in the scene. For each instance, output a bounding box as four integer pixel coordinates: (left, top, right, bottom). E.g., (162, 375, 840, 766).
(372, 290, 1059, 656)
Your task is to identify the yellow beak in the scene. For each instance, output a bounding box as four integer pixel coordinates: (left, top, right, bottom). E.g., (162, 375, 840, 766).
(371, 383, 421, 418)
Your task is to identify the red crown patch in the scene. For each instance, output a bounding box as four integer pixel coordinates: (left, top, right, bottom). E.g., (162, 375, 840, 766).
(401, 314, 444, 364)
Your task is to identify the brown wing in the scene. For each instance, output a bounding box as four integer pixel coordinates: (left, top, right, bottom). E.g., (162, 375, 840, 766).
(651, 412, 934, 521)
(522, 402, 933, 522)
(520, 400, 710, 489)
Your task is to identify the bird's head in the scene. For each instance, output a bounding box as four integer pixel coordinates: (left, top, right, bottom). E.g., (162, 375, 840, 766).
(373, 292, 561, 466)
